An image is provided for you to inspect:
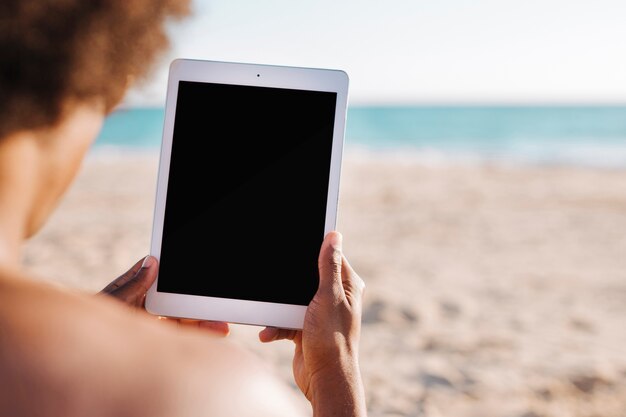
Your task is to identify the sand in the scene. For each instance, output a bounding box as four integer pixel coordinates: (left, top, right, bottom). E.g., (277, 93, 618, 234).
(23, 149, 626, 417)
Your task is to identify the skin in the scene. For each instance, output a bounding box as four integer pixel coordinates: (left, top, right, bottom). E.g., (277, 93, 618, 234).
(259, 233, 367, 417)
(0, 101, 367, 417)
(0, 103, 103, 261)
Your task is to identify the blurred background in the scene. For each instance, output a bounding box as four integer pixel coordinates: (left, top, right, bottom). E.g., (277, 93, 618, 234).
(24, 1, 626, 416)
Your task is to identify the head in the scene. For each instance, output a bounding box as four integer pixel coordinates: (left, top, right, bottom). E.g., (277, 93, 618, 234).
(0, 0, 190, 248)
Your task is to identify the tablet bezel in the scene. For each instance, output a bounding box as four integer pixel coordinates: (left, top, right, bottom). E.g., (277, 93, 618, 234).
(145, 59, 349, 329)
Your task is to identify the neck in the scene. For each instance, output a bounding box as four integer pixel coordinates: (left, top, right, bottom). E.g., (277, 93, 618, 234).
(0, 103, 104, 270)
(0, 132, 43, 267)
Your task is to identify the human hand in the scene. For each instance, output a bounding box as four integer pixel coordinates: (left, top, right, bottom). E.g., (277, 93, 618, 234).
(258, 231, 367, 416)
(99, 256, 230, 336)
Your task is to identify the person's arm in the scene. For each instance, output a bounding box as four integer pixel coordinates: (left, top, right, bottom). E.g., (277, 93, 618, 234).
(95, 230, 367, 417)
(259, 231, 368, 417)
(0, 267, 308, 417)
(99, 255, 231, 336)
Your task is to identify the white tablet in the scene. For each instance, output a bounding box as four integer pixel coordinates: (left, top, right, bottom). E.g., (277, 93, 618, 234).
(145, 59, 349, 329)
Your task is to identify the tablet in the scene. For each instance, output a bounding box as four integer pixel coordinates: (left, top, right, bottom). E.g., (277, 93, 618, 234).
(145, 59, 349, 329)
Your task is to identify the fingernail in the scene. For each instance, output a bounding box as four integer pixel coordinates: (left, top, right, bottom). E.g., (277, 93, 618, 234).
(328, 231, 342, 251)
(141, 255, 154, 269)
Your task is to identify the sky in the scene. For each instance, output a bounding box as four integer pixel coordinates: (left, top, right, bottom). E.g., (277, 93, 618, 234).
(123, 0, 626, 107)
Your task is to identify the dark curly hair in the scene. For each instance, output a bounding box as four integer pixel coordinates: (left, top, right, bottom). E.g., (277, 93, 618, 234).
(0, 0, 190, 138)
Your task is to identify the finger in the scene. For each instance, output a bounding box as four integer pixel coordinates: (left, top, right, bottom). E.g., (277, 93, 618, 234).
(258, 327, 278, 342)
(159, 317, 230, 337)
(99, 256, 145, 294)
(258, 327, 299, 343)
(121, 256, 157, 295)
(107, 256, 157, 306)
(157, 316, 179, 327)
(317, 231, 345, 299)
(197, 320, 230, 337)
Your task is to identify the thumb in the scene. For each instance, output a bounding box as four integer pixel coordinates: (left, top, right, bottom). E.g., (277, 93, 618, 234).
(101, 256, 158, 307)
(317, 231, 344, 298)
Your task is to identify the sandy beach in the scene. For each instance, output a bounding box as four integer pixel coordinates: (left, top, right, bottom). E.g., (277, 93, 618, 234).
(23, 150, 626, 417)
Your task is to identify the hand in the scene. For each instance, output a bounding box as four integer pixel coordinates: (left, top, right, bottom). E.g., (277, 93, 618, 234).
(99, 256, 230, 336)
(258, 231, 367, 416)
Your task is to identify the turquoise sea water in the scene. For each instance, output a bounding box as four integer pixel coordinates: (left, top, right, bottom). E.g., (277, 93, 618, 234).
(95, 105, 626, 168)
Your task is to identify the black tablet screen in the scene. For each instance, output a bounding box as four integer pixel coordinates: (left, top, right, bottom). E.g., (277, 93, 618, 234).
(156, 81, 338, 306)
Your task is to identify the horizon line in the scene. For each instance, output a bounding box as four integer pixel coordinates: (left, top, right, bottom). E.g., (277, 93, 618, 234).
(115, 100, 626, 110)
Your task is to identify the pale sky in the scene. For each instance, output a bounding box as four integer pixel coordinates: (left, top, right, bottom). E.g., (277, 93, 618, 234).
(124, 0, 626, 106)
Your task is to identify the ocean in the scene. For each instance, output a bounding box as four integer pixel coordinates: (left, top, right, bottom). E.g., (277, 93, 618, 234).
(95, 105, 626, 168)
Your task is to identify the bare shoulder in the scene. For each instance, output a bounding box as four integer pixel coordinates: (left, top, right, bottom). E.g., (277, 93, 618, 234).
(0, 270, 308, 417)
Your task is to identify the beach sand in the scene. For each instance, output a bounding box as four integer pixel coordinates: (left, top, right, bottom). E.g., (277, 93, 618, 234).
(23, 150, 626, 417)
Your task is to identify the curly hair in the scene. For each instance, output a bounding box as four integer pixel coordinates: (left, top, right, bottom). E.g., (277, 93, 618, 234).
(0, 0, 190, 138)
